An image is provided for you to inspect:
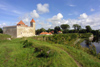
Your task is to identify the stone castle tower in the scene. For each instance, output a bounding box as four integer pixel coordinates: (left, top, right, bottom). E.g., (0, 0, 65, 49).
(30, 19, 35, 34)
(3, 19, 36, 38)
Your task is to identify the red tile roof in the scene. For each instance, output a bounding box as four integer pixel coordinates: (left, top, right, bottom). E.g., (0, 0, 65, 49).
(48, 32, 52, 34)
(40, 32, 52, 35)
(58, 31, 62, 32)
(25, 25, 28, 27)
(30, 19, 35, 23)
(17, 20, 25, 25)
(51, 31, 54, 33)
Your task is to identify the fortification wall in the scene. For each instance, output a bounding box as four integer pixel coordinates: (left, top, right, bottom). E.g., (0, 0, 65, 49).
(3, 26, 17, 37)
(17, 26, 35, 38)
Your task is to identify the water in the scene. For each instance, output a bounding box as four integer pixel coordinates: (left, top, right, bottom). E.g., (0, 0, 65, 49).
(80, 37, 100, 53)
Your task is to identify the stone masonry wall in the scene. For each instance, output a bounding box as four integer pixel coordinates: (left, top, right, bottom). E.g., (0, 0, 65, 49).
(3, 26, 17, 38)
(17, 26, 35, 38)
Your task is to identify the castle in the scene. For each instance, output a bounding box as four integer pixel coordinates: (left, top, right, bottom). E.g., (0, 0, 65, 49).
(3, 19, 35, 38)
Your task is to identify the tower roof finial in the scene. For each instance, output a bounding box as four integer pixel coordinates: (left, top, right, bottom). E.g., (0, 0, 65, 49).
(30, 19, 35, 23)
(17, 20, 25, 25)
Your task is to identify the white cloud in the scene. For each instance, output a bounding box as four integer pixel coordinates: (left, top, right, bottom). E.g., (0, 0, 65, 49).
(79, 13, 88, 19)
(43, 13, 100, 30)
(19, 10, 39, 25)
(37, 3, 49, 14)
(35, 20, 52, 29)
(91, 8, 95, 12)
(0, 23, 6, 28)
(30, 10, 39, 18)
(47, 13, 63, 22)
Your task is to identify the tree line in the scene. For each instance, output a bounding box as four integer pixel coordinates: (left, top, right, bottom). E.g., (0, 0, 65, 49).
(36, 24, 100, 36)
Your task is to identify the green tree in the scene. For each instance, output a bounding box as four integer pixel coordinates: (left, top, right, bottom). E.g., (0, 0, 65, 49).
(54, 26, 61, 34)
(40, 28, 46, 32)
(0, 28, 3, 33)
(46, 28, 54, 32)
(36, 28, 46, 35)
(73, 24, 81, 33)
(60, 24, 70, 30)
(85, 25, 92, 33)
(36, 29, 41, 35)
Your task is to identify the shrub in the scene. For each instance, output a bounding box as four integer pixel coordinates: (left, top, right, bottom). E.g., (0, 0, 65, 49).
(97, 53, 100, 59)
(22, 40, 33, 48)
(35, 46, 56, 58)
(0, 28, 3, 33)
(89, 44, 97, 56)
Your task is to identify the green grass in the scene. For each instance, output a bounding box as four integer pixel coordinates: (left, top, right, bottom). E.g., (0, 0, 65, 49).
(0, 34, 11, 40)
(0, 38, 77, 67)
(0, 33, 100, 67)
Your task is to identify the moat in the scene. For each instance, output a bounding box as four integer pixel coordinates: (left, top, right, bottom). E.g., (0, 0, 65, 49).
(80, 36, 100, 53)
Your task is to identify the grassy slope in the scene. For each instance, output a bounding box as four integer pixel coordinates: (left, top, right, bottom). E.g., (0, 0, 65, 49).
(0, 34, 11, 40)
(0, 33, 100, 67)
(0, 38, 77, 67)
(28, 38, 100, 67)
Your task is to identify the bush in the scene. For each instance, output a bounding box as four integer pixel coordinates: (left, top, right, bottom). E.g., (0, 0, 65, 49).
(0, 28, 3, 33)
(22, 40, 33, 48)
(35, 46, 56, 58)
(89, 44, 96, 56)
(97, 53, 100, 59)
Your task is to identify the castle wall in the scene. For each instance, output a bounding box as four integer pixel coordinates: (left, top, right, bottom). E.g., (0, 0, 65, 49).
(17, 26, 35, 38)
(3, 26, 17, 37)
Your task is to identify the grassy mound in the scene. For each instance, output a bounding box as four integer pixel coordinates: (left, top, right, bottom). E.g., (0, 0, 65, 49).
(0, 38, 77, 67)
(0, 34, 11, 40)
(0, 33, 100, 67)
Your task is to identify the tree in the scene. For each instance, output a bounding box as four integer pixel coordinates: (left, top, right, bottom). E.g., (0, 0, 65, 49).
(73, 24, 81, 33)
(36, 29, 41, 35)
(60, 24, 70, 30)
(40, 28, 46, 32)
(54, 26, 61, 34)
(79, 29, 86, 33)
(36, 28, 46, 35)
(85, 25, 92, 33)
(0, 28, 3, 33)
(46, 28, 54, 32)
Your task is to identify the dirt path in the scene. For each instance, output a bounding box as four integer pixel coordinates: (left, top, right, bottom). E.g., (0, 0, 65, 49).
(56, 46, 83, 67)
(74, 38, 80, 45)
(62, 49, 83, 67)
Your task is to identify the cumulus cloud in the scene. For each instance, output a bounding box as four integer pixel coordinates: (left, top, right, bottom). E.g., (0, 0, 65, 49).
(46, 13, 63, 28)
(45, 13, 100, 30)
(37, 3, 49, 14)
(36, 20, 52, 29)
(47, 13, 63, 22)
(19, 3, 50, 26)
(79, 13, 88, 19)
(19, 10, 39, 25)
(30, 10, 39, 18)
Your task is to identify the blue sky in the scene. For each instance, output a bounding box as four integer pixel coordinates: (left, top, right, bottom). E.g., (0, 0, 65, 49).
(0, 0, 100, 29)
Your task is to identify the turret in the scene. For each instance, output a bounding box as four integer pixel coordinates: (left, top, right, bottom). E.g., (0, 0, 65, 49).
(30, 19, 35, 35)
(30, 19, 35, 27)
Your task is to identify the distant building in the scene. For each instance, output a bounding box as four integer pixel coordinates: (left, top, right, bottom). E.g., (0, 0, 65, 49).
(58, 31, 62, 34)
(51, 31, 54, 34)
(40, 32, 52, 35)
(3, 19, 35, 38)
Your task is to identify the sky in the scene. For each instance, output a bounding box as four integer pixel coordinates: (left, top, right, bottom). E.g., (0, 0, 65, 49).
(0, 0, 100, 30)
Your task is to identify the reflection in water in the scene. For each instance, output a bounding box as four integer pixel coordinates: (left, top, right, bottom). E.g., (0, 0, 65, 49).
(80, 36, 100, 53)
